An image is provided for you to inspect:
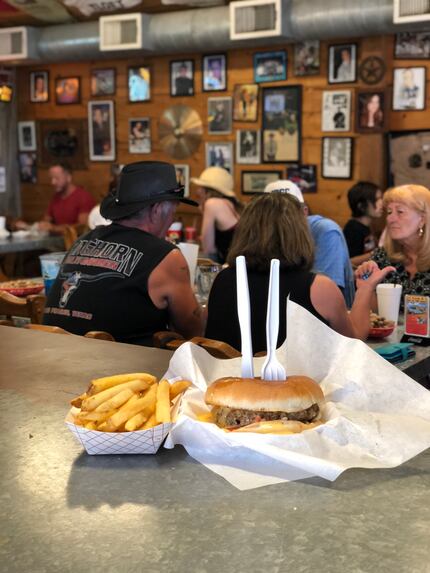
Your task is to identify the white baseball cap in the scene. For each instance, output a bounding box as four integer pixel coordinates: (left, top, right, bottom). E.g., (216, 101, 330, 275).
(263, 179, 304, 203)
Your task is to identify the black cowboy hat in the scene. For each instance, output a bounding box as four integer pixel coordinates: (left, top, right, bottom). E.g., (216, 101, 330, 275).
(100, 161, 198, 220)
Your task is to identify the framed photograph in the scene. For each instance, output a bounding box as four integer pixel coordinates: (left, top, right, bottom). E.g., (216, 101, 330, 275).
(233, 84, 259, 122)
(18, 121, 36, 151)
(128, 118, 151, 154)
(394, 32, 430, 59)
(208, 97, 232, 134)
(356, 90, 386, 133)
(91, 68, 116, 96)
(206, 142, 233, 173)
(19, 153, 37, 183)
(392, 67, 426, 111)
(241, 170, 282, 194)
(174, 164, 190, 197)
(322, 90, 351, 132)
(294, 41, 320, 76)
(55, 76, 80, 104)
(328, 44, 357, 84)
(262, 86, 301, 163)
(88, 101, 115, 161)
(322, 137, 353, 179)
(286, 164, 317, 194)
(170, 60, 194, 96)
(38, 119, 87, 170)
(128, 66, 151, 102)
(30, 71, 49, 102)
(202, 54, 227, 92)
(236, 130, 261, 164)
(253, 51, 287, 83)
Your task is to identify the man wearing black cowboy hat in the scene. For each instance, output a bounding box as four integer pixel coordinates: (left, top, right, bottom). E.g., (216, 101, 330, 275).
(43, 161, 204, 345)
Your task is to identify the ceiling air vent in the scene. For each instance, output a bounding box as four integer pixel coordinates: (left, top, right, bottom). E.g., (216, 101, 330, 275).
(100, 13, 152, 51)
(230, 0, 282, 40)
(393, 0, 430, 23)
(0, 27, 29, 61)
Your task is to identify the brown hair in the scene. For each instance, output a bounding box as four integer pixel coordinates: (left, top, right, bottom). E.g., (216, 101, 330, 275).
(227, 192, 314, 271)
(383, 184, 430, 271)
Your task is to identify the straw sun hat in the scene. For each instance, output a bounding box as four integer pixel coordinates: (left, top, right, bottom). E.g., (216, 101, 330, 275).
(190, 167, 236, 198)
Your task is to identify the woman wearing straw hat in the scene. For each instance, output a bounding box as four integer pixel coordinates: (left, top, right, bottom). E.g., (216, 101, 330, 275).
(191, 167, 243, 263)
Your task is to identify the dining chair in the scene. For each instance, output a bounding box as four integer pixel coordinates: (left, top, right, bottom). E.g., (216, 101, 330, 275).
(63, 225, 78, 250)
(0, 291, 46, 324)
(153, 330, 241, 359)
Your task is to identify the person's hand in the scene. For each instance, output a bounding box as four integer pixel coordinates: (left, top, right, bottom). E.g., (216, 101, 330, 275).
(14, 220, 29, 231)
(355, 260, 395, 290)
(37, 221, 53, 232)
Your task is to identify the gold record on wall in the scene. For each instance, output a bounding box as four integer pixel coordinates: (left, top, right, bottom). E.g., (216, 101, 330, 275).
(158, 105, 202, 159)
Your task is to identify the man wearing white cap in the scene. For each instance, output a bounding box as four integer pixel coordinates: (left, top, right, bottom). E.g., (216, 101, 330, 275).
(264, 180, 355, 307)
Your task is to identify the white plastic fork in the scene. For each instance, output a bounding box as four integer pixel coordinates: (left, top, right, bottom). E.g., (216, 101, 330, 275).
(261, 259, 286, 381)
(236, 256, 254, 378)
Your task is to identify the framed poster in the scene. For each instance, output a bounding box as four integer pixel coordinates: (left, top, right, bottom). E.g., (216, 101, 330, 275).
(394, 32, 430, 59)
(253, 51, 287, 83)
(294, 41, 320, 76)
(55, 76, 80, 104)
(206, 142, 233, 173)
(322, 137, 353, 179)
(387, 129, 430, 187)
(128, 118, 151, 154)
(30, 71, 49, 102)
(91, 69, 116, 96)
(321, 90, 351, 132)
(262, 86, 301, 163)
(128, 66, 151, 102)
(18, 121, 36, 151)
(392, 67, 426, 111)
(233, 84, 259, 122)
(286, 164, 317, 194)
(208, 97, 232, 134)
(19, 153, 37, 183)
(236, 130, 261, 164)
(88, 101, 115, 161)
(202, 54, 227, 92)
(356, 90, 386, 133)
(174, 164, 190, 197)
(37, 119, 87, 169)
(170, 60, 194, 96)
(328, 44, 357, 84)
(241, 170, 282, 194)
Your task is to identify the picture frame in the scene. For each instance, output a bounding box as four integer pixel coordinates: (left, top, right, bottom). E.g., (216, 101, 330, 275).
(19, 152, 37, 183)
(321, 137, 353, 179)
(206, 142, 233, 173)
(321, 90, 351, 132)
(328, 44, 357, 84)
(170, 60, 194, 97)
(30, 70, 49, 103)
(394, 32, 430, 59)
(233, 84, 259, 122)
(294, 41, 320, 76)
(55, 76, 80, 105)
(262, 85, 301, 163)
(236, 130, 261, 164)
(90, 68, 116, 96)
(174, 164, 190, 197)
(392, 67, 426, 111)
(18, 121, 36, 152)
(202, 54, 227, 92)
(208, 97, 232, 134)
(38, 119, 87, 170)
(356, 90, 386, 133)
(253, 50, 287, 83)
(241, 170, 282, 194)
(128, 118, 151, 154)
(88, 101, 115, 161)
(286, 164, 317, 194)
(128, 66, 151, 102)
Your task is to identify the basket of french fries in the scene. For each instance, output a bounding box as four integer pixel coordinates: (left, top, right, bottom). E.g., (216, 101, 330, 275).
(65, 372, 191, 455)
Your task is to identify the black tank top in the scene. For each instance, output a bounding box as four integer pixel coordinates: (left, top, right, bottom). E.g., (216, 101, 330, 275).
(44, 223, 176, 346)
(214, 224, 237, 263)
(205, 266, 328, 353)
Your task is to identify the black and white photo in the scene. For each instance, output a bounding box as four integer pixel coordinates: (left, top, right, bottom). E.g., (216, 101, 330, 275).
(88, 101, 115, 161)
(174, 164, 190, 197)
(322, 137, 353, 179)
(206, 142, 233, 173)
(170, 60, 194, 97)
(208, 97, 232, 134)
(392, 67, 426, 111)
(18, 121, 36, 151)
(294, 41, 320, 76)
(395, 32, 430, 59)
(322, 90, 351, 132)
(328, 44, 357, 84)
(236, 130, 261, 164)
(128, 118, 151, 154)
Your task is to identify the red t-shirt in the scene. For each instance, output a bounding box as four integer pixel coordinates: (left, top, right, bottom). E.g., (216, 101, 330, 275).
(47, 186, 96, 225)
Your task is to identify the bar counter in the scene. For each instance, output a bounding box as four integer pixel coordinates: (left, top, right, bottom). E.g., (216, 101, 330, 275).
(0, 326, 429, 573)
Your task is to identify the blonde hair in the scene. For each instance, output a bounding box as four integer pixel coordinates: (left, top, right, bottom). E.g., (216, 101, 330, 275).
(383, 184, 430, 271)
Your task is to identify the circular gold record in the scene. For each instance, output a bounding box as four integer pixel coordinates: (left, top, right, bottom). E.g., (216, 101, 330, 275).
(158, 105, 203, 159)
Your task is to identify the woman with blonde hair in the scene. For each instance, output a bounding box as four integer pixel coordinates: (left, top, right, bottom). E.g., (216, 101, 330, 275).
(355, 184, 430, 297)
(205, 192, 393, 352)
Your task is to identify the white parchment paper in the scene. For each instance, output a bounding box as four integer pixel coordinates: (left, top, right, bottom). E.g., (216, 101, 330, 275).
(164, 301, 430, 490)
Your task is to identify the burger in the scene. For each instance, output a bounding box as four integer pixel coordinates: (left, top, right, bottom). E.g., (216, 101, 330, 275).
(204, 376, 324, 433)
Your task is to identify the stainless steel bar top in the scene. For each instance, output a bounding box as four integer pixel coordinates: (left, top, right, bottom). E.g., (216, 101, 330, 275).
(0, 326, 429, 573)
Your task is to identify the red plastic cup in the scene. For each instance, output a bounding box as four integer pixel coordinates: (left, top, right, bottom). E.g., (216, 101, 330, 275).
(184, 226, 197, 242)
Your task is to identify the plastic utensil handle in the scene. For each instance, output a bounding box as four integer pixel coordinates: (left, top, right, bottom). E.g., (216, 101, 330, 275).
(236, 256, 254, 378)
(266, 259, 280, 356)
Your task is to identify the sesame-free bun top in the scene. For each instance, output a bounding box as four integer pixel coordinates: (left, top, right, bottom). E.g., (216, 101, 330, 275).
(205, 376, 324, 413)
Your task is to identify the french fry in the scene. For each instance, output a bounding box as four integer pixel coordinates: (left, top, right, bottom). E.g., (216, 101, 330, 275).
(105, 385, 157, 431)
(82, 379, 149, 411)
(76, 409, 116, 423)
(124, 406, 153, 432)
(71, 392, 87, 408)
(169, 380, 191, 401)
(140, 413, 157, 430)
(88, 373, 157, 395)
(96, 421, 116, 432)
(84, 421, 97, 430)
(94, 388, 135, 412)
(156, 379, 171, 424)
